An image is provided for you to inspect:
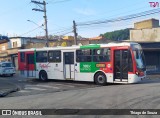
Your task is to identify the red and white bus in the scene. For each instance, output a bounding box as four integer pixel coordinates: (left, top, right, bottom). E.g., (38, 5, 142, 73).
(18, 42, 146, 85)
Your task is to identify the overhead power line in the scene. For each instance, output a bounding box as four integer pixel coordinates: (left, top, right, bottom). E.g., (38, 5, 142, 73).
(77, 8, 160, 26)
(20, 25, 43, 36)
(47, 0, 72, 4)
(51, 28, 73, 35)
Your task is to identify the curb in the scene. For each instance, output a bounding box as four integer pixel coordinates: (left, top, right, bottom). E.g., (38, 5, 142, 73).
(0, 87, 20, 97)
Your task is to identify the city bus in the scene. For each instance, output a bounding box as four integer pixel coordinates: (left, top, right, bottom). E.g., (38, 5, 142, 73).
(18, 42, 146, 85)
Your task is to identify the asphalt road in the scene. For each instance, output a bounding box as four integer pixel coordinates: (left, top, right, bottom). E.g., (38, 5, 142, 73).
(0, 75, 160, 117)
(0, 73, 99, 97)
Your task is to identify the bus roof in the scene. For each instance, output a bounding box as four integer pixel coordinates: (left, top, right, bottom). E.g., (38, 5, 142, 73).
(18, 42, 139, 52)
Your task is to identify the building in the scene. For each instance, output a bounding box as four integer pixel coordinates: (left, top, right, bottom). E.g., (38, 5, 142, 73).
(130, 18, 160, 74)
(134, 18, 159, 30)
(0, 36, 10, 62)
(0, 37, 47, 70)
(139, 42, 160, 74)
(62, 36, 74, 40)
(130, 28, 160, 42)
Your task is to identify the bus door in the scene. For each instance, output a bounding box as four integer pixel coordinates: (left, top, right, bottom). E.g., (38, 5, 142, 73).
(114, 49, 129, 82)
(63, 52, 75, 80)
(26, 53, 36, 77)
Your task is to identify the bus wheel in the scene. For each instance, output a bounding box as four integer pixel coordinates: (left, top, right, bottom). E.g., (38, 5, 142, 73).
(94, 72, 106, 85)
(39, 71, 48, 81)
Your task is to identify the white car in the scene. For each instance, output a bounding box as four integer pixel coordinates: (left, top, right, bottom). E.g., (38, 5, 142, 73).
(0, 62, 16, 76)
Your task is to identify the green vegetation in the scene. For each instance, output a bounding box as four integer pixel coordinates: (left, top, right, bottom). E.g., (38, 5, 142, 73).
(100, 28, 130, 41)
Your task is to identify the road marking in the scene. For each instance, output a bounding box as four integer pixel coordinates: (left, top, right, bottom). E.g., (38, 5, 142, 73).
(18, 90, 30, 93)
(35, 85, 60, 89)
(53, 84, 75, 87)
(61, 85, 75, 87)
(25, 87, 46, 91)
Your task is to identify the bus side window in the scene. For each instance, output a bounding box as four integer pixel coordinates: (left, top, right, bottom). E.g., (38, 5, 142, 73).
(48, 51, 61, 63)
(20, 52, 25, 62)
(93, 48, 110, 62)
(76, 49, 91, 62)
(36, 51, 48, 62)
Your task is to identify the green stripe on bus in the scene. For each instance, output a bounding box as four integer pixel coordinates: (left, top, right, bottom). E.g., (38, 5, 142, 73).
(80, 62, 99, 73)
(34, 49, 37, 70)
(80, 44, 100, 49)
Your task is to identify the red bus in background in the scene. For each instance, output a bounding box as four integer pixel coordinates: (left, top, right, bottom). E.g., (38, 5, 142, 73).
(18, 50, 35, 77)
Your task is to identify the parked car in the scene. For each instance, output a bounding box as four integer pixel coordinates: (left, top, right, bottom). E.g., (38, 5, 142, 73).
(0, 62, 16, 76)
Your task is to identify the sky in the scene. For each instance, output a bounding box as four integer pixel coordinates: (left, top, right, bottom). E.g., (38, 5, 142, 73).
(0, 0, 159, 38)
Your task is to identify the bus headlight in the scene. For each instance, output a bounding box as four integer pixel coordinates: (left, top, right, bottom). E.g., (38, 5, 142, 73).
(136, 70, 144, 76)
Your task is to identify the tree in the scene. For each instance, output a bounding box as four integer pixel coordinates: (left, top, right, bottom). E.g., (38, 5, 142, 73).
(102, 28, 130, 41)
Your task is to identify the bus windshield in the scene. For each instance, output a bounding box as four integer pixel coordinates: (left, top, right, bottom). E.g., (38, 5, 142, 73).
(131, 44, 146, 70)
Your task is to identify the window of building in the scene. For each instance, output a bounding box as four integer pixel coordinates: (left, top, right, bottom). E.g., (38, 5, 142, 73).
(20, 52, 25, 62)
(76, 49, 92, 62)
(93, 48, 110, 62)
(48, 50, 61, 62)
(36, 51, 47, 62)
(13, 41, 18, 48)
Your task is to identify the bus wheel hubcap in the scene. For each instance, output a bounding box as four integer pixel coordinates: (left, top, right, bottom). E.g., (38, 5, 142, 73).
(41, 74, 45, 80)
(97, 75, 105, 83)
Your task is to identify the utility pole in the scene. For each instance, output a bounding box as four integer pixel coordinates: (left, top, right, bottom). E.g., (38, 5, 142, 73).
(73, 20, 78, 45)
(31, 0, 49, 47)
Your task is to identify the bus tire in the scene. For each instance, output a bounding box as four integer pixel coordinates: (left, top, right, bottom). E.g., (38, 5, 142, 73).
(94, 72, 107, 85)
(39, 70, 48, 81)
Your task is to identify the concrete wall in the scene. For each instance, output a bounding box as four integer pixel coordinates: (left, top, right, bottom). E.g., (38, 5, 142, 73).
(134, 19, 159, 30)
(9, 38, 47, 48)
(130, 28, 160, 42)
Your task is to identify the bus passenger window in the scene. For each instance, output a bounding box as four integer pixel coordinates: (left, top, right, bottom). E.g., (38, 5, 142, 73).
(76, 49, 91, 62)
(36, 51, 48, 62)
(48, 51, 61, 63)
(93, 48, 110, 62)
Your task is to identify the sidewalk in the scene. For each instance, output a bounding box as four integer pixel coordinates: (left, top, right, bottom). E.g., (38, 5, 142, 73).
(0, 78, 19, 97)
(147, 74, 160, 79)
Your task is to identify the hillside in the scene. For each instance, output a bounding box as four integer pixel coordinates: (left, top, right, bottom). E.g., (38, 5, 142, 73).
(100, 28, 130, 41)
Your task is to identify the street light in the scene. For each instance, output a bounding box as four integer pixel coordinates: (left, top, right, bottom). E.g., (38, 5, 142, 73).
(27, 20, 44, 30)
(27, 20, 48, 46)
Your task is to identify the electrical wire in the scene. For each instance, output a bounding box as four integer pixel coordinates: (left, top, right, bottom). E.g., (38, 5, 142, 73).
(77, 8, 160, 26)
(75, 0, 148, 22)
(47, 0, 72, 4)
(20, 25, 44, 36)
(52, 29, 73, 35)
